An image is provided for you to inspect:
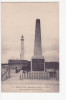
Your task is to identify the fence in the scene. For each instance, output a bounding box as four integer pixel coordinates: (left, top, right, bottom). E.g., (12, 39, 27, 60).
(22, 71, 50, 79)
(1, 68, 10, 81)
(21, 71, 59, 80)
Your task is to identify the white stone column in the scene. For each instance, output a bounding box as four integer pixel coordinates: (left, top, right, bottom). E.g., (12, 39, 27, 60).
(20, 35, 24, 60)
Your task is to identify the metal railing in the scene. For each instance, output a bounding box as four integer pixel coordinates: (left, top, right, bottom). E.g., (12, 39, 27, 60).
(1, 69, 10, 81)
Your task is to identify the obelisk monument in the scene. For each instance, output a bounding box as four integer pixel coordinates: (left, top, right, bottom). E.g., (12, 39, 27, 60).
(34, 19, 42, 56)
(31, 19, 45, 71)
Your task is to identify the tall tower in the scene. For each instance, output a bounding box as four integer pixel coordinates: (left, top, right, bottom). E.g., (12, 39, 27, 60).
(20, 35, 24, 60)
(31, 19, 45, 71)
(34, 19, 42, 56)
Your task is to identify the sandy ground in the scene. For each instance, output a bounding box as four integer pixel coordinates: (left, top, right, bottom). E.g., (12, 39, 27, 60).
(1, 70, 59, 92)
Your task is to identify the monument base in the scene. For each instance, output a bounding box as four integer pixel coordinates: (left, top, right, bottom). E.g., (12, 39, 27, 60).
(31, 56, 45, 71)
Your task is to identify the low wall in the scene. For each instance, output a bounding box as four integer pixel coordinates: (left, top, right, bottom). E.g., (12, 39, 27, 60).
(21, 71, 59, 80)
(22, 71, 50, 79)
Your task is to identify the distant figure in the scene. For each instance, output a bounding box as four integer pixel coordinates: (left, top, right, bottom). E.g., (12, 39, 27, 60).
(20, 75, 21, 80)
(15, 67, 18, 73)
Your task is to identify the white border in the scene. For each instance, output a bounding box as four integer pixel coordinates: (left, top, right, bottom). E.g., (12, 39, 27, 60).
(1, 0, 60, 2)
(0, 0, 66, 100)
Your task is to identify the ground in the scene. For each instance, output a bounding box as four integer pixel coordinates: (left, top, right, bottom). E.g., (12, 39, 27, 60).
(1, 70, 59, 92)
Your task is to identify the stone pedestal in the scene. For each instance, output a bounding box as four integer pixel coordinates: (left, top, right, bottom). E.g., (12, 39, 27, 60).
(31, 56, 45, 71)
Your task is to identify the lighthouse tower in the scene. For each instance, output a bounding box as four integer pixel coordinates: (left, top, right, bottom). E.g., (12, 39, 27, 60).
(20, 35, 24, 60)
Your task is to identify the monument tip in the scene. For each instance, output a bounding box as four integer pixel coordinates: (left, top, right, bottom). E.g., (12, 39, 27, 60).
(36, 19, 40, 23)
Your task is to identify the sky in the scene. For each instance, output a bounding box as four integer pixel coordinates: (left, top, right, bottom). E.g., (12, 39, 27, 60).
(1, 2, 59, 63)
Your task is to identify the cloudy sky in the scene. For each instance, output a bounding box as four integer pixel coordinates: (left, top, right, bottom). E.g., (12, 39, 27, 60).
(1, 2, 59, 63)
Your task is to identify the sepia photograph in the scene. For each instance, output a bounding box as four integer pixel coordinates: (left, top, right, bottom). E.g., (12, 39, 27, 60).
(1, 2, 59, 92)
